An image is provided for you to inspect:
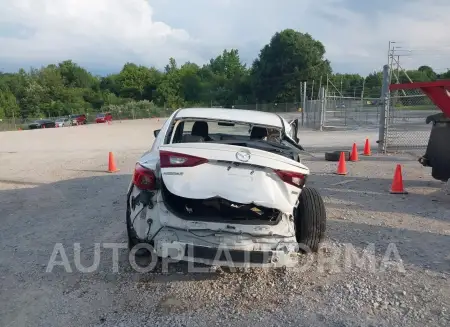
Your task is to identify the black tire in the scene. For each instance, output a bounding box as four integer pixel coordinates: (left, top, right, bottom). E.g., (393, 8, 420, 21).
(431, 161, 450, 182)
(325, 151, 350, 162)
(294, 187, 326, 252)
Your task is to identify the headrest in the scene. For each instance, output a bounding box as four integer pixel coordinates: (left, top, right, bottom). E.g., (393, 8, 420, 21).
(192, 121, 209, 137)
(250, 127, 268, 139)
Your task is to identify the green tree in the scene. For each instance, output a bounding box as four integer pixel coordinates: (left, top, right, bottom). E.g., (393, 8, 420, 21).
(328, 74, 365, 97)
(205, 49, 250, 107)
(363, 71, 383, 98)
(0, 89, 20, 119)
(251, 29, 332, 102)
(418, 66, 437, 80)
(117, 63, 161, 101)
(156, 58, 184, 108)
(439, 70, 450, 79)
(58, 60, 97, 88)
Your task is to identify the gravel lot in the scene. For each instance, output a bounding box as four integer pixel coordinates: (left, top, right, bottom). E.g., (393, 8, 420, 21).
(0, 119, 449, 327)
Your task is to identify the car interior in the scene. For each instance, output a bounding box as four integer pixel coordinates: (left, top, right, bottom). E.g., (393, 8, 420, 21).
(171, 120, 272, 144)
(167, 119, 304, 161)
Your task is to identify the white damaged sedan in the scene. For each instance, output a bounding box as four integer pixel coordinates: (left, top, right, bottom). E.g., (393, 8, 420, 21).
(126, 108, 326, 268)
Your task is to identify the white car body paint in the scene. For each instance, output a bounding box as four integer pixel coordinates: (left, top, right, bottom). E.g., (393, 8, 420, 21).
(159, 143, 308, 213)
(127, 108, 306, 267)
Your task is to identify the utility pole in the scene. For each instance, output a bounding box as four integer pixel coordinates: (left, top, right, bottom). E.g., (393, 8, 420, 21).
(388, 42, 411, 96)
(388, 41, 395, 85)
(311, 80, 315, 100)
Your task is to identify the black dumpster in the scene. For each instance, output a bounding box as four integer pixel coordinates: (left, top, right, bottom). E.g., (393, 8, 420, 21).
(420, 113, 450, 181)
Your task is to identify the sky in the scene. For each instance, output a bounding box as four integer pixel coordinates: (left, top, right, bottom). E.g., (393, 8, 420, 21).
(0, 0, 449, 76)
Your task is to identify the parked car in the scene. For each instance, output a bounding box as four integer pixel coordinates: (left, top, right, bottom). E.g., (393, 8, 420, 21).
(70, 114, 87, 125)
(95, 112, 112, 123)
(55, 117, 71, 127)
(28, 119, 56, 129)
(126, 108, 326, 268)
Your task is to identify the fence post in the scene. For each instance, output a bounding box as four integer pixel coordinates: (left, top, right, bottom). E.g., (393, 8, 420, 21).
(302, 82, 307, 126)
(378, 64, 390, 153)
(319, 87, 325, 131)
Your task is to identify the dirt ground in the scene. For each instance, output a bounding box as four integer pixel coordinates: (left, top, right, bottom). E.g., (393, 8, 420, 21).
(0, 119, 448, 327)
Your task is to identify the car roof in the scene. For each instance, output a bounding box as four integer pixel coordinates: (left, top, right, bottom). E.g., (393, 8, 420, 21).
(175, 108, 283, 128)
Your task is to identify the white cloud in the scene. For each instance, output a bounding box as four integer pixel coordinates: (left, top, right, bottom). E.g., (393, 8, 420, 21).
(313, 0, 450, 73)
(0, 0, 449, 75)
(0, 0, 198, 68)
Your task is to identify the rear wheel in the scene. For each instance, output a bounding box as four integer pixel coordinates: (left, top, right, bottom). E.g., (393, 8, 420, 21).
(294, 187, 326, 252)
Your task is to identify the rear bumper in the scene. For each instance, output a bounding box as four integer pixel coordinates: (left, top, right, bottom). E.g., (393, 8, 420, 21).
(128, 185, 299, 268)
(153, 241, 299, 268)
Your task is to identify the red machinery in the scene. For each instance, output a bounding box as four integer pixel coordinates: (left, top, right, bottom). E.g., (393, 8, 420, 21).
(389, 80, 450, 181)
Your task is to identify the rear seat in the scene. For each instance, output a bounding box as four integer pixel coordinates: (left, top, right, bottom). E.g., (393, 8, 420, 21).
(182, 135, 205, 143)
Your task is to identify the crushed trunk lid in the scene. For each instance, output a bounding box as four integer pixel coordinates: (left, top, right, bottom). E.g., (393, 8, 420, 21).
(156, 143, 309, 213)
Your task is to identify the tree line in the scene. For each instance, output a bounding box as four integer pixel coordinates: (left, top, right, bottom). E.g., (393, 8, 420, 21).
(0, 29, 449, 119)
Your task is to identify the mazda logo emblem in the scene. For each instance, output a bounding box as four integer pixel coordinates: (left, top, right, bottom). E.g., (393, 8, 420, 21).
(236, 151, 250, 162)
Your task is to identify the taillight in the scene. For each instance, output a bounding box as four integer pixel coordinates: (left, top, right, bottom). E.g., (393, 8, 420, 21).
(132, 164, 156, 190)
(274, 169, 306, 188)
(160, 150, 208, 168)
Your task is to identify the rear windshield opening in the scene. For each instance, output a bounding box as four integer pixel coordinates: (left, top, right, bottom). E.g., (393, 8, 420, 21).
(170, 119, 282, 144)
(167, 119, 303, 161)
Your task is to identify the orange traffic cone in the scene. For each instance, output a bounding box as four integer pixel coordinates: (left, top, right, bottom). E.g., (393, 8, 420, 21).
(108, 152, 120, 173)
(363, 138, 371, 156)
(336, 152, 347, 175)
(390, 164, 407, 194)
(350, 143, 359, 161)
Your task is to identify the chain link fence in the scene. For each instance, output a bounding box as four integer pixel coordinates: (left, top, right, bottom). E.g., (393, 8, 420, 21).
(376, 64, 442, 153)
(223, 101, 323, 128)
(323, 96, 381, 128)
(385, 90, 440, 150)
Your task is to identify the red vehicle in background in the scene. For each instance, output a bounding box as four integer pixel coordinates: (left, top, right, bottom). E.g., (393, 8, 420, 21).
(70, 114, 87, 125)
(95, 112, 112, 123)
